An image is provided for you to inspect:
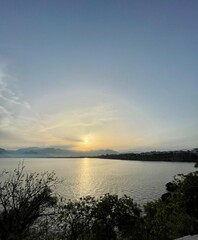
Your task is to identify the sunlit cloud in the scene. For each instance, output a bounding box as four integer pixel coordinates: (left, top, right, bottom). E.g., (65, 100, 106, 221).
(35, 105, 119, 150)
(0, 67, 120, 150)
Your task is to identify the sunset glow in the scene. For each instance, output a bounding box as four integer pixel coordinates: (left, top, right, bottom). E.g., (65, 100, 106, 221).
(0, 1, 197, 151)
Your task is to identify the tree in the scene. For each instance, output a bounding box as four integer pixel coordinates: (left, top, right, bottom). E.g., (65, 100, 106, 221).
(58, 194, 146, 240)
(57, 196, 96, 240)
(91, 194, 146, 240)
(0, 164, 58, 240)
(144, 171, 198, 240)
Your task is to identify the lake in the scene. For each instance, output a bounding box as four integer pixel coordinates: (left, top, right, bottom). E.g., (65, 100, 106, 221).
(0, 158, 195, 206)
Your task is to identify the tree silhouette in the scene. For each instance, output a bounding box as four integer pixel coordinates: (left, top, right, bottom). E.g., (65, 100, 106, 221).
(0, 164, 58, 240)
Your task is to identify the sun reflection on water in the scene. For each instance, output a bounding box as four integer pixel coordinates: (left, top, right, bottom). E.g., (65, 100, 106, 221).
(78, 158, 93, 197)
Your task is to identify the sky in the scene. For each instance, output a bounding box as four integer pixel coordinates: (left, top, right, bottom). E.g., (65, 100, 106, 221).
(0, 0, 197, 151)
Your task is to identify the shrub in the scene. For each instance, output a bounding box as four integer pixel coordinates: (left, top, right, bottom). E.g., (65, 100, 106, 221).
(0, 164, 58, 240)
(144, 171, 198, 240)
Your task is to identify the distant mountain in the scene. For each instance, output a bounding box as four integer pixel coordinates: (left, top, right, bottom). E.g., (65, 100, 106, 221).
(0, 148, 6, 154)
(0, 147, 118, 158)
(1, 147, 197, 161)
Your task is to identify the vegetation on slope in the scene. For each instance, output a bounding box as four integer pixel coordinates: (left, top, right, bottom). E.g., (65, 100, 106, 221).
(144, 171, 198, 240)
(99, 149, 198, 162)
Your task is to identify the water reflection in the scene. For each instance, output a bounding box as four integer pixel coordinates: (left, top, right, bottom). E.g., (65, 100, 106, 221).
(77, 158, 93, 197)
(0, 158, 195, 205)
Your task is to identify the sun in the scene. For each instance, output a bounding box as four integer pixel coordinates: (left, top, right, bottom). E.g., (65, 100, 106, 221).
(84, 139, 89, 144)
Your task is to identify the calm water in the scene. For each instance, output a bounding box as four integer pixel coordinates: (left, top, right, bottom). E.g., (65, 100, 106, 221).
(0, 158, 195, 206)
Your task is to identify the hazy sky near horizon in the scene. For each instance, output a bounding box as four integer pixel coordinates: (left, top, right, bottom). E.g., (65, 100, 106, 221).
(0, 0, 197, 151)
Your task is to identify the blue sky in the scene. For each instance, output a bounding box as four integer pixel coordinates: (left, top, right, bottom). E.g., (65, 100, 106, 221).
(0, 0, 197, 151)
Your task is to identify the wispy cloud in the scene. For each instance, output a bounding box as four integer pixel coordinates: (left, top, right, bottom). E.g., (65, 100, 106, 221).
(0, 66, 44, 148)
(38, 105, 118, 140)
(0, 105, 12, 127)
(0, 66, 31, 127)
(0, 67, 18, 128)
(71, 106, 118, 129)
(0, 66, 118, 149)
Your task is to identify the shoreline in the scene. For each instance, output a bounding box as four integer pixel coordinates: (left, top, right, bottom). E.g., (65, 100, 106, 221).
(0, 156, 197, 163)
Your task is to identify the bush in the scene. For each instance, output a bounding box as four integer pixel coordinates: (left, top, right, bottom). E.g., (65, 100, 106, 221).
(144, 171, 198, 240)
(57, 194, 146, 240)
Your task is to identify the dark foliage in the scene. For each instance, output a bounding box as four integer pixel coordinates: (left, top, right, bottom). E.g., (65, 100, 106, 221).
(57, 194, 146, 240)
(144, 171, 198, 240)
(99, 150, 198, 162)
(0, 164, 58, 240)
